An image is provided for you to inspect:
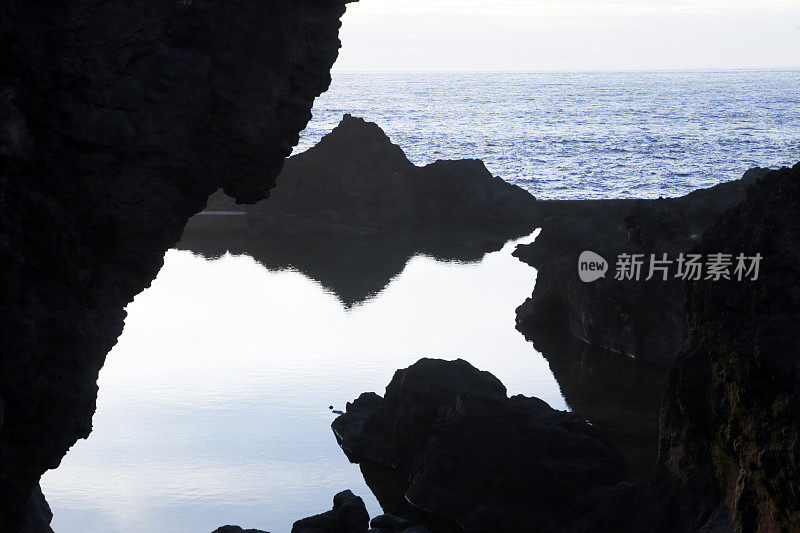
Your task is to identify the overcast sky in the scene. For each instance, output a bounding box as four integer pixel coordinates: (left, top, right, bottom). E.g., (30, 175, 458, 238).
(334, 0, 800, 70)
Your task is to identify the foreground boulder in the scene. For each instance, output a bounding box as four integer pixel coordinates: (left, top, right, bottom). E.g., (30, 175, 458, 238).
(332, 359, 625, 532)
(514, 167, 769, 366)
(184, 114, 538, 236)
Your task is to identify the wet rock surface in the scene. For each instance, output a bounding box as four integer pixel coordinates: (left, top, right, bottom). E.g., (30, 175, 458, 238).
(514, 167, 769, 366)
(332, 358, 625, 532)
(183, 114, 538, 236)
(0, 1, 351, 530)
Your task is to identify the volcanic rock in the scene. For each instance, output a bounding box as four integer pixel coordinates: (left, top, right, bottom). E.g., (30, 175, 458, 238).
(291, 490, 370, 533)
(514, 167, 769, 366)
(184, 114, 538, 236)
(0, 1, 351, 529)
(332, 358, 625, 532)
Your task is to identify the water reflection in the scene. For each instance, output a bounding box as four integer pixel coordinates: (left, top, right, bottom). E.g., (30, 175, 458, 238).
(176, 225, 533, 308)
(41, 230, 566, 533)
(519, 324, 667, 480)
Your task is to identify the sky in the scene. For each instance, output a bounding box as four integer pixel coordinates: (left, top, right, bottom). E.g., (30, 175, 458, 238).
(334, 0, 800, 70)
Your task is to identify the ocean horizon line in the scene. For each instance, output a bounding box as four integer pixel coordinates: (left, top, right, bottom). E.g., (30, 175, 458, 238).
(331, 66, 800, 74)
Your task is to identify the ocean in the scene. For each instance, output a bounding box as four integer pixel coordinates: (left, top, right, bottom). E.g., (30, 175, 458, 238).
(297, 70, 800, 199)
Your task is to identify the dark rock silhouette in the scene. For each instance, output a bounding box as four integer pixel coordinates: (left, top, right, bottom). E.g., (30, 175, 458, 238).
(546, 163, 800, 532)
(211, 526, 269, 533)
(332, 358, 625, 532)
(236, 491, 432, 533)
(514, 167, 769, 367)
(183, 114, 538, 236)
(179, 114, 538, 307)
(0, 1, 351, 530)
(655, 162, 800, 531)
(291, 490, 370, 533)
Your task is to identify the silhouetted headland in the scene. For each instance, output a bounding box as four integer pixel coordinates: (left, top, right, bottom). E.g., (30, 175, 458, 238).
(182, 114, 539, 237)
(179, 114, 541, 307)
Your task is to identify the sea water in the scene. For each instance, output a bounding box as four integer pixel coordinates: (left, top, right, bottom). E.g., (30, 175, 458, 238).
(298, 70, 800, 199)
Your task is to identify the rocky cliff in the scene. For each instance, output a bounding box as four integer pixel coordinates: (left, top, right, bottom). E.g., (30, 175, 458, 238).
(656, 162, 800, 531)
(184, 114, 539, 235)
(514, 167, 769, 367)
(0, 1, 352, 530)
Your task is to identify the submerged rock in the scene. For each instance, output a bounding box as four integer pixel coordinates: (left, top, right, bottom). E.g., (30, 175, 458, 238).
(184, 114, 538, 236)
(514, 167, 769, 366)
(332, 358, 625, 532)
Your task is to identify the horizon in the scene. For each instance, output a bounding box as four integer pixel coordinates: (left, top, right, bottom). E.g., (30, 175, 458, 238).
(331, 66, 800, 73)
(336, 0, 800, 71)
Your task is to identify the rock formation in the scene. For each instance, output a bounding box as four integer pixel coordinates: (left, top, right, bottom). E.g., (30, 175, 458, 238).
(183, 114, 539, 236)
(539, 164, 800, 531)
(291, 490, 370, 533)
(514, 167, 769, 366)
(331, 358, 625, 532)
(0, 1, 352, 530)
(655, 162, 800, 531)
(211, 526, 269, 533)
(324, 165, 799, 531)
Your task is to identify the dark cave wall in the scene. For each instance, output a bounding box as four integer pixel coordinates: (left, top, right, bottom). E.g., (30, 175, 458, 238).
(0, 1, 352, 530)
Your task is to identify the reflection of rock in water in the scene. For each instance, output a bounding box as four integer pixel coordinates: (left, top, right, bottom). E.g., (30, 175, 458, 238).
(179, 113, 539, 308)
(519, 324, 666, 481)
(177, 225, 528, 308)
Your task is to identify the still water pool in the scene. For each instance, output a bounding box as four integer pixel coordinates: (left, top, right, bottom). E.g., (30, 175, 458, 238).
(41, 231, 566, 532)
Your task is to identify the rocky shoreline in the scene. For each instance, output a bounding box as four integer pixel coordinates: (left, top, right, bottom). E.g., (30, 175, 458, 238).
(217, 163, 799, 533)
(515, 166, 769, 367)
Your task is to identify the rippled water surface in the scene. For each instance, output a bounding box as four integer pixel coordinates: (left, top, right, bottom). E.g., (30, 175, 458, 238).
(41, 233, 566, 532)
(297, 70, 800, 199)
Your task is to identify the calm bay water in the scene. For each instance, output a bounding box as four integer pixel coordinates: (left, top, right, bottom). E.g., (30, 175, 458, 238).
(41, 233, 565, 532)
(297, 70, 800, 199)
